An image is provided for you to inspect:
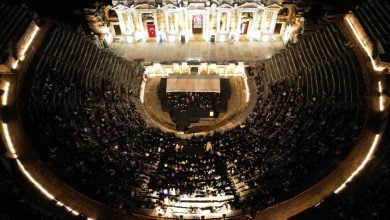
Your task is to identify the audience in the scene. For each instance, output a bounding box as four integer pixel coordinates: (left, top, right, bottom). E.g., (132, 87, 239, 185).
(0, 0, 387, 218)
(15, 21, 366, 217)
(165, 92, 220, 112)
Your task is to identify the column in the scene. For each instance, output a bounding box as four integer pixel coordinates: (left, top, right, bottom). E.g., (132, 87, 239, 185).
(130, 9, 138, 32)
(186, 10, 191, 36)
(165, 11, 176, 33)
(227, 12, 231, 32)
(217, 11, 221, 32)
(205, 10, 209, 39)
(259, 9, 267, 34)
(236, 11, 242, 41)
(182, 9, 188, 37)
(131, 9, 143, 41)
(164, 11, 171, 34)
(123, 11, 135, 42)
(116, 10, 127, 35)
(154, 11, 159, 42)
(126, 12, 135, 33)
(250, 12, 258, 39)
(175, 12, 179, 33)
(268, 10, 279, 34)
(138, 12, 145, 33)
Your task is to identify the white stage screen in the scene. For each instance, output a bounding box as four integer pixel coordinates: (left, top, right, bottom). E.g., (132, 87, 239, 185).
(166, 78, 220, 93)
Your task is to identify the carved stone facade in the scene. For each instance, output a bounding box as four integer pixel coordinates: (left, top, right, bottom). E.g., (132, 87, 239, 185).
(84, 0, 302, 44)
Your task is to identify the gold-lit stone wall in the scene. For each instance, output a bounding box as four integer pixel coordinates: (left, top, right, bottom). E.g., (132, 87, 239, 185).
(210, 10, 216, 34)
(84, 1, 305, 43)
(157, 11, 165, 32)
(132, 11, 142, 32)
(179, 11, 186, 34)
(230, 10, 238, 32)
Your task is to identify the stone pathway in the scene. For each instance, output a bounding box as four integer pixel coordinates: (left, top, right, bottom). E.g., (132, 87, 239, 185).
(109, 41, 284, 62)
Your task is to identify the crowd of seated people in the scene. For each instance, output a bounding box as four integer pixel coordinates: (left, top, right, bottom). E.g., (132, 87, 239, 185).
(23, 25, 143, 108)
(264, 21, 365, 109)
(149, 145, 236, 201)
(148, 149, 240, 215)
(209, 70, 364, 211)
(24, 102, 177, 212)
(17, 21, 367, 217)
(165, 92, 221, 112)
(21, 71, 365, 215)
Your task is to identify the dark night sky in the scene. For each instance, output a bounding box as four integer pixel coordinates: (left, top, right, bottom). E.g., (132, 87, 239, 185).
(17, 0, 365, 20)
(16, 0, 110, 25)
(6, 0, 367, 32)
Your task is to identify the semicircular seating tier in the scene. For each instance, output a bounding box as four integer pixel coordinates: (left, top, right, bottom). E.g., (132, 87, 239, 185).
(17, 19, 367, 216)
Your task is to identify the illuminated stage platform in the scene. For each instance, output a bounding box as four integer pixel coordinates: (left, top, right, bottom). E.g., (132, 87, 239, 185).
(159, 77, 231, 131)
(140, 63, 252, 134)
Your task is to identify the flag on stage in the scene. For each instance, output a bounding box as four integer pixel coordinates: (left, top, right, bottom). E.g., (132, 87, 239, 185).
(147, 24, 156, 37)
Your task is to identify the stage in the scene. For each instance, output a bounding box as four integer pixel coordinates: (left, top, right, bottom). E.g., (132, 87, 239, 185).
(159, 76, 231, 131)
(141, 76, 254, 135)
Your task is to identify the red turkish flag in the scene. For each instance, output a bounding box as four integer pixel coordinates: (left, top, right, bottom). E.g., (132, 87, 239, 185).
(147, 24, 156, 37)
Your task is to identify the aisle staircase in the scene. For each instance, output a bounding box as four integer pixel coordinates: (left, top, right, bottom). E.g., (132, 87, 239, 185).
(142, 148, 241, 218)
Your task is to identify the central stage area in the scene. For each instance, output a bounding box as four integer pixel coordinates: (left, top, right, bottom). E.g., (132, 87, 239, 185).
(143, 76, 253, 134)
(110, 41, 284, 62)
(159, 76, 230, 131)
